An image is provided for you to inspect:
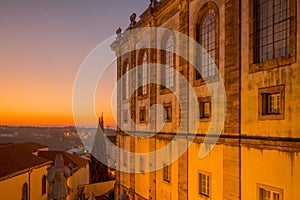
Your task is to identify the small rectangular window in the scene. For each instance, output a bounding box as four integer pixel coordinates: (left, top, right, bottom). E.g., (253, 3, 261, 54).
(123, 109, 128, 123)
(258, 184, 283, 200)
(201, 102, 210, 118)
(140, 107, 146, 123)
(163, 104, 172, 122)
(258, 85, 285, 120)
(198, 171, 210, 197)
(42, 175, 46, 195)
(122, 137, 128, 168)
(199, 97, 211, 121)
(267, 93, 281, 114)
(163, 163, 171, 183)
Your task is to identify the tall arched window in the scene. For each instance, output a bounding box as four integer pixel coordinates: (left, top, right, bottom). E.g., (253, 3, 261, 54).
(138, 51, 148, 96)
(196, 3, 219, 80)
(125, 63, 130, 99)
(42, 175, 46, 195)
(122, 61, 130, 100)
(22, 183, 28, 200)
(161, 36, 175, 89)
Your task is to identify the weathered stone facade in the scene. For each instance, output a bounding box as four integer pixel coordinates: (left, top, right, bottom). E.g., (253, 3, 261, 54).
(111, 0, 300, 199)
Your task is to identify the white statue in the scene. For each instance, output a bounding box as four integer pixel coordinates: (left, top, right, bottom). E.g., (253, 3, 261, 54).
(88, 190, 96, 200)
(47, 154, 71, 200)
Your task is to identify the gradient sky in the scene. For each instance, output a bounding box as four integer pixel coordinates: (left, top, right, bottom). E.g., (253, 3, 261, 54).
(0, 0, 149, 127)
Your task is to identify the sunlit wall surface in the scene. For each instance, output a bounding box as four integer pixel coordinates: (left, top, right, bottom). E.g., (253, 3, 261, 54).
(113, 0, 300, 200)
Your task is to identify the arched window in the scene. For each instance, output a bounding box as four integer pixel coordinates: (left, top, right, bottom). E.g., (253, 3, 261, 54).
(125, 63, 130, 99)
(42, 175, 46, 195)
(22, 183, 28, 200)
(138, 51, 148, 96)
(122, 61, 130, 100)
(196, 3, 219, 80)
(161, 36, 175, 89)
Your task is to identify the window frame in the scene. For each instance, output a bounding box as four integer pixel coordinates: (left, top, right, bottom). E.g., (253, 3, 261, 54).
(122, 61, 130, 101)
(138, 50, 149, 98)
(42, 175, 47, 195)
(198, 97, 211, 121)
(249, 0, 297, 73)
(22, 183, 28, 200)
(198, 171, 211, 199)
(123, 109, 128, 123)
(121, 137, 128, 168)
(163, 163, 171, 183)
(160, 32, 176, 92)
(194, 2, 219, 86)
(258, 85, 285, 120)
(139, 107, 146, 123)
(257, 183, 284, 200)
(163, 103, 172, 122)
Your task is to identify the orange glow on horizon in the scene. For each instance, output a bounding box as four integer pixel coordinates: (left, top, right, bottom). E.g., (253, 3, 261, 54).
(0, 65, 117, 127)
(1, 112, 117, 127)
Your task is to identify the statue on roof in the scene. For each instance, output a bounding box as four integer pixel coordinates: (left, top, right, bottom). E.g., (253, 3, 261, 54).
(150, 0, 158, 8)
(149, 0, 158, 13)
(47, 154, 71, 200)
(116, 27, 122, 39)
(88, 190, 96, 200)
(129, 13, 137, 28)
(119, 192, 129, 200)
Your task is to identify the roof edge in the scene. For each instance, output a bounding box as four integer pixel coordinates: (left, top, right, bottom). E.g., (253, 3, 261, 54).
(0, 161, 52, 182)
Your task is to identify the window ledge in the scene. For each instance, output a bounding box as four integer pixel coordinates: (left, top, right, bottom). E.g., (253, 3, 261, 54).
(160, 87, 174, 95)
(199, 118, 211, 122)
(258, 114, 285, 121)
(193, 75, 219, 87)
(137, 94, 148, 100)
(250, 55, 295, 73)
(198, 194, 210, 200)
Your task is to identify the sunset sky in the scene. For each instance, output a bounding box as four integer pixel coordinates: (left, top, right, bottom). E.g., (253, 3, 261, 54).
(0, 0, 148, 127)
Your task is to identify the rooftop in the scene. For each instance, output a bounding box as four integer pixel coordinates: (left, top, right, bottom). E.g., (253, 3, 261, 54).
(0, 145, 51, 181)
(38, 150, 88, 169)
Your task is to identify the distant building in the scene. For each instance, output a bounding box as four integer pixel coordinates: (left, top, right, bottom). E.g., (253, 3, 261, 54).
(111, 0, 300, 200)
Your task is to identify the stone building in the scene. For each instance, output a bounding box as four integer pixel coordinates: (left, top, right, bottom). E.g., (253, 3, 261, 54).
(111, 0, 300, 199)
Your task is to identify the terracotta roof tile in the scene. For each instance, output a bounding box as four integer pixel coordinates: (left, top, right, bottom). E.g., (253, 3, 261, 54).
(38, 151, 88, 169)
(0, 142, 48, 154)
(0, 145, 51, 180)
(13, 142, 48, 153)
(0, 143, 12, 146)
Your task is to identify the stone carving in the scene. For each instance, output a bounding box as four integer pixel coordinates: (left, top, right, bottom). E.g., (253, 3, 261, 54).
(47, 154, 71, 200)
